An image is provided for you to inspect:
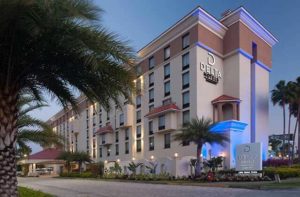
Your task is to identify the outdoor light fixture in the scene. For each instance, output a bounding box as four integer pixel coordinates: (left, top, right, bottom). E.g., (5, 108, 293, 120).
(104, 160, 108, 164)
(132, 157, 135, 161)
(117, 159, 120, 163)
(150, 155, 154, 160)
(174, 153, 178, 158)
(220, 152, 225, 157)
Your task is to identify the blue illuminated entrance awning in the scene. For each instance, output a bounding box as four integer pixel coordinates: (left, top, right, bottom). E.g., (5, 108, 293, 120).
(210, 120, 248, 133)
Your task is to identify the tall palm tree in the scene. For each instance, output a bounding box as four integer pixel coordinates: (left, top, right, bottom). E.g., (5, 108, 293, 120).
(0, 1, 135, 195)
(57, 151, 74, 174)
(293, 77, 300, 162)
(17, 95, 63, 157)
(73, 151, 92, 174)
(286, 81, 296, 163)
(174, 117, 229, 177)
(271, 80, 289, 155)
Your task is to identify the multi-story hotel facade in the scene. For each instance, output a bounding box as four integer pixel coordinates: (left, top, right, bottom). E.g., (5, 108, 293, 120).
(48, 6, 278, 176)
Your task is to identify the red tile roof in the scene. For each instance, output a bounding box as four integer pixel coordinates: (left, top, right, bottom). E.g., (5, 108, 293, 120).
(28, 148, 62, 160)
(95, 125, 113, 135)
(212, 95, 240, 104)
(145, 103, 180, 118)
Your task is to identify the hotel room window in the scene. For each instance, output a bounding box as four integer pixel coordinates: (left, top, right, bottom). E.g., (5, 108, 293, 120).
(119, 114, 124, 126)
(182, 33, 190, 49)
(115, 144, 119, 156)
(115, 131, 119, 143)
(148, 56, 155, 70)
(182, 91, 190, 109)
(164, 63, 170, 79)
(149, 121, 153, 135)
(102, 135, 105, 144)
(182, 53, 189, 70)
(125, 142, 129, 154)
(99, 147, 102, 158)
(149, 104, 154, 112)
(164, 81, 170, 97)
(106, 110, 110, 121)
(99, 113, 102, 124)
(136, 139, 142, 152)
(149, 72, 154, 87)
(125, 128, 129, 140)
(136, 125, 141, 138)
(164, 46, 170, 60)
(159, 115, 165, 130)
(136, 95, 141, 108)
(136, 79, 142, 93)
(182, 71, 190, 89)
(149, 136, 154, 151)
(136, 65, 142, 76)
(182, 110, 190, 146)
(136, 110, 141, 123)
(149, 88, 154, 103)
(164, 133, 171, 149)
(107, 149, 110, 157)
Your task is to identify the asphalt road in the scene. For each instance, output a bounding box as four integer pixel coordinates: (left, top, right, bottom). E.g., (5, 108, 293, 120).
(18, 177, 300, 197)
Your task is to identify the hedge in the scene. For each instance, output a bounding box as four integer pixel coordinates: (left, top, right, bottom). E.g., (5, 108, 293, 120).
(264, 167, 300, 179)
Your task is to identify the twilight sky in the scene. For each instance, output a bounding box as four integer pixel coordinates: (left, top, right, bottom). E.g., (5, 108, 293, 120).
(29, 0, 300, 153)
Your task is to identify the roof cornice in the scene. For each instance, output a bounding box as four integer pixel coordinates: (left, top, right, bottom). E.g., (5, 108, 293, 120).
(220, 7, 278, 46)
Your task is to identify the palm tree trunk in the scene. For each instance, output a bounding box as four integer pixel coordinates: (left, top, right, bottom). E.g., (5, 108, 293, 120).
(0, 90, 18, 197)
(282, 103, 286, 156)
(288, 111, 292, 165)
(292, 120, 298, 161)
(195, 143, 203, 177)
(297, 105, 300, 164)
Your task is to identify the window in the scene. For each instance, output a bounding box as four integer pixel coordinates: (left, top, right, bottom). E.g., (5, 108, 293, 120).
(125, 128, 129, 140)
(182, 72, 190, 89)
(136, 110, 141, 123)
(149, 121, 153, 135)
(182, 110, 190, 125)
(149, 104, 154, 112)
(164, 81, 170, 97)
(159, 115, 165, 130)
(182, 33, 190, 49)
(164, 46, 170, 60)
(136, 95, 141, 108)
(149, 72, 154, 87)
(164, 133, 171, 149)
(136, 65, 142, 76)
(149, 89, 154, 103)
(93, 116, 96, 126)
(119, 114, 124, 126)
(115, 144, 119, 155)
(136, 139, 141, 152)
(149, 137, 154, 151)
(125, 142, 129, 154)
(86, 109, 89, 119)
(102, 135, 106, 144)
(149, 56, 155, 70)
(99, 113, 102, 124)
(115, 131, 119, 143)
(99, 147, 102, 158)
(182, 53, 189, 70)
(164, 64, 170, 79)
(136, 125, 141, 138)
(252, 42, 257, 63)
(107, 148, 110, 157)
(106, 111, 110, 121)
(136, 79, 142, 93)
(163, 98, 172, 106)
(182, 91, 190, 108)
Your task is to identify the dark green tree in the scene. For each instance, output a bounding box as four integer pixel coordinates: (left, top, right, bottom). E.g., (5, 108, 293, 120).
(0, 0, 134, 195)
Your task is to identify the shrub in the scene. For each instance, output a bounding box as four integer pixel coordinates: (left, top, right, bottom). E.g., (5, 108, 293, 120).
(60, 172, 96, 178)
(263, 159, 289, 167)
(263, 167, 300, 179)
(90, 162, 104, 177)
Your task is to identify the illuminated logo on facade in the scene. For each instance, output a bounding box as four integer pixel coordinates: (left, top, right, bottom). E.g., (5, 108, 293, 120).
(200, 52, 222, 84)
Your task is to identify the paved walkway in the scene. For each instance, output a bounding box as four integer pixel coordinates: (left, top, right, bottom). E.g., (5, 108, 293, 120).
(18, 177, 300, 197)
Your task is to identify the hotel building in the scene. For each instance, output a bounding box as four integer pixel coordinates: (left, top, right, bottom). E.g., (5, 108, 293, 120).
(48, 6, 278, 176)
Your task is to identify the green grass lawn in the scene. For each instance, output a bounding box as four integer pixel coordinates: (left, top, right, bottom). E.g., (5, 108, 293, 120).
(18, 187, 54, 197)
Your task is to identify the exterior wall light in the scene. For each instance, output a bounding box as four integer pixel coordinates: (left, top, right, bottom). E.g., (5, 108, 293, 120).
(150, 155, 154, 160)
(104, 160, 108, 164)
(117, 159, 120, 163)
(132, 157, 135, 161)
(174, 153, 178, 158)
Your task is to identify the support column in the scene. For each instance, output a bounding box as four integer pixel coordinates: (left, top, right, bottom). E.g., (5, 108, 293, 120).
(217, 103, 223, 121)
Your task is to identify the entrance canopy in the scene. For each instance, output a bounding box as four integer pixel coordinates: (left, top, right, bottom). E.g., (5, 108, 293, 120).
(210, 120, 248, 133)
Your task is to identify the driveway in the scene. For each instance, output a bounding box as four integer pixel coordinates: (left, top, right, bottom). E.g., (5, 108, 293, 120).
(18, 177, 300, 197)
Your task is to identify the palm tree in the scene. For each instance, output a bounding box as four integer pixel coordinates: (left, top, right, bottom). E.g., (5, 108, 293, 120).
(57, 151, 74, 174)
(271, 80, 289, 155)
(286, 81, 296, 163)
(127, 162, 143, 175)
(73, 151, 92, 174)
(0, 1, 134, 195)
(17, 95, 63, 156)
(174, 117, 229, 177)
(293, 77, 300, 162)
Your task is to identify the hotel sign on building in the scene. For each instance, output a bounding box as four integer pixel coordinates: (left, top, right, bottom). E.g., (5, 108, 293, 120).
(200, 52, 222, 84)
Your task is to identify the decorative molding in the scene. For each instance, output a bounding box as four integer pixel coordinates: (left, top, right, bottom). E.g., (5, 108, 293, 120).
(220, 7, 278, 46)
